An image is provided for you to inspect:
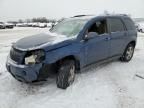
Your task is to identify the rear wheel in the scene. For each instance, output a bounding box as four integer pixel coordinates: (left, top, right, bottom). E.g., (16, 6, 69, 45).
(120, 44, 135, 62)
(56, 60, 75, 89)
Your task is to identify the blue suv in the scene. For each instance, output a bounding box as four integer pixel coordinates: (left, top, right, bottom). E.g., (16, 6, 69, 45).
(6, 15, 137, 89)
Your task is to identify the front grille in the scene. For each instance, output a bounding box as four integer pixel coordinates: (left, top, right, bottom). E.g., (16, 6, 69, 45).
(10, 47, 26, 64)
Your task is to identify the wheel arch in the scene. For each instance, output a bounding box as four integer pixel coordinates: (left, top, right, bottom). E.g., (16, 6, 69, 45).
(56, 55, 80, 71)
(128, 40, 136, 48)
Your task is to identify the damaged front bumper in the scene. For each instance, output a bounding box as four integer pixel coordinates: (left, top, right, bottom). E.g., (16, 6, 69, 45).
(6, 56, 53, 83)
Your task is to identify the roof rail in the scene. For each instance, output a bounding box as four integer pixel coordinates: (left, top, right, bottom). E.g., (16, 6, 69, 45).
(106, 13, 129, 16)
(118, 14, 129, 16)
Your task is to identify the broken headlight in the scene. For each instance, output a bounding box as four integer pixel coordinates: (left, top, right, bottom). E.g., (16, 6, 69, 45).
(25, 50, 45, 65)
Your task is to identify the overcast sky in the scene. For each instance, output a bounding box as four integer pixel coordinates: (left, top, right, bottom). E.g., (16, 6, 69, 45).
(0, 0, 144, 21)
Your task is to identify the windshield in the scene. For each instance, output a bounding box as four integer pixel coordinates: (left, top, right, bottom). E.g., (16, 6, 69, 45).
(50, 19, 87, 37)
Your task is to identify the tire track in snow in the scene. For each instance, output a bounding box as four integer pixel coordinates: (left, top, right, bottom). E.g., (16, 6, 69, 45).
(107, 71, 136, 108)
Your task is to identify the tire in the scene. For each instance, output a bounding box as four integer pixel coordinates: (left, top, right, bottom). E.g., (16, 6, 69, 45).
(56, 60, 75, 89)
(120, 44, 135, 62)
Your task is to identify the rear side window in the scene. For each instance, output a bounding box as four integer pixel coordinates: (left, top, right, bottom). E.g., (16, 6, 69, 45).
(109, 18, 125, 32)
(123, 18, 135, 30)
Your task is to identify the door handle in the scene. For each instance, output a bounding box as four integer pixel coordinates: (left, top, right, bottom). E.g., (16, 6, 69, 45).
(104, 37, 111, 41)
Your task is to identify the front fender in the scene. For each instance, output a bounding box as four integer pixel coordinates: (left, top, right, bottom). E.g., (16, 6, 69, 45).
(43, 43, 85, 68)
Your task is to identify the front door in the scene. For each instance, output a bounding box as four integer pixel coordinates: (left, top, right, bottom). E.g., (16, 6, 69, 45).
(83, 19, 110, 65)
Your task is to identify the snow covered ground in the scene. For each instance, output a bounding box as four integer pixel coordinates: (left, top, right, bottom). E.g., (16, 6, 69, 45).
(0, 28, 144, 108)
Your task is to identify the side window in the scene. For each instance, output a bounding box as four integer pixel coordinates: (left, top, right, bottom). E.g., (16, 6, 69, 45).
(88, 19, 107, 35)
(109, 18, 125, 32)
(123, 18, 135, 30)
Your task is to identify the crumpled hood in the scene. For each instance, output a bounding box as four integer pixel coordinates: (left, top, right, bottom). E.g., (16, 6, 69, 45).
(13, 32, 75, 51)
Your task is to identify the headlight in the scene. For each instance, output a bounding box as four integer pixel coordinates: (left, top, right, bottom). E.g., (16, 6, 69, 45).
(25, 50, 45, 65)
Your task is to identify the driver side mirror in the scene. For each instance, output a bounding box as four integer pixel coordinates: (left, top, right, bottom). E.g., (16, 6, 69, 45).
(84, 32, 98, 41)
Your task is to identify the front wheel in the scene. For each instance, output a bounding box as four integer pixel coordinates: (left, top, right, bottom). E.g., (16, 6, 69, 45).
(56, 60, 76, 89)
(120, 44, 135, 62)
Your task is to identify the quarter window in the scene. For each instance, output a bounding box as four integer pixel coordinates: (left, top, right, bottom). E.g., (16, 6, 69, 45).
(123, 18, 135, 30)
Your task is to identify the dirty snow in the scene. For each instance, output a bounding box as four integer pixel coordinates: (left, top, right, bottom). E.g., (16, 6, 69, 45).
(0, 27, 144, 108)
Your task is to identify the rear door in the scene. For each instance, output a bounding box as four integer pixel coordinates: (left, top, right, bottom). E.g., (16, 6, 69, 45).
(107, 17, 127, 57)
